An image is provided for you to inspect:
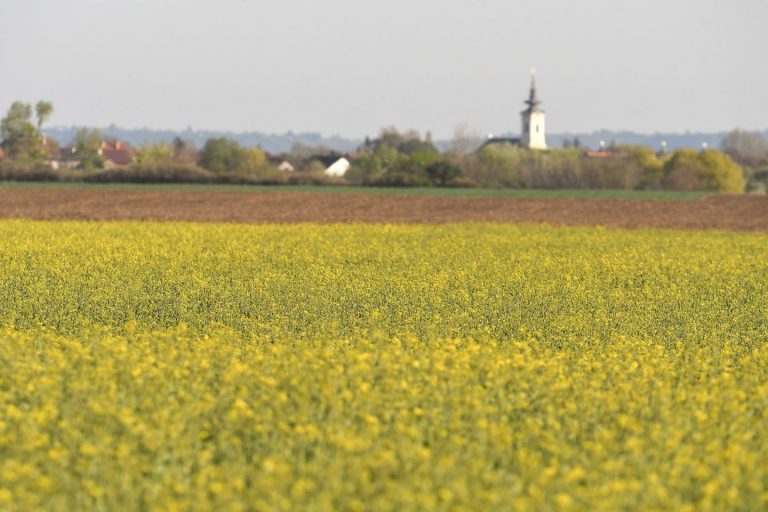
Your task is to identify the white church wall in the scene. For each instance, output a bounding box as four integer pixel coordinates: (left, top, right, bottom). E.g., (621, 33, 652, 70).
(527, 112, 547, 149)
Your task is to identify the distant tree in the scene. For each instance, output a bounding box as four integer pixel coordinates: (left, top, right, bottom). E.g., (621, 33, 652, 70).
(290, 141, 334, 160)
(720, 129, 768, 169)
(377, 127, 405, 151)
(618, 145, 664, 189)
(426, 161, 462, 186)
(374, 145, 400, 172)
(698, 150, 744, 193)
(450, 123, 483, 154)
(245, 147, 267, 172)
(73, 128, 104, 171)
(398, 137, 437, 155)
(136, 143, 175, 167)
(305, 160, 327, 174)
(346, 145, 396, 184)
(35, 101, 53, 131)
(198, 137, 268, 174)
(345, 155, 379, 185)
(476, 144, 527, 187)
(1, 101, 47, 163)
(172, 137, 198, 165)
(173, 136, 185, 155)
(663, 149, 743, 192)
(198, 137, 243, 173)
(373, 127, 438, 155)
(347, 142, 442, 186)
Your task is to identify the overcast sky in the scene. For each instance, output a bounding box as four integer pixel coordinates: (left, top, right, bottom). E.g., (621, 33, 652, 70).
(1, 0, 766, 138)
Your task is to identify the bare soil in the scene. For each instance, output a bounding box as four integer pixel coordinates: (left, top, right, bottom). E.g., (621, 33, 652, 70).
(0, 188, 765, 231)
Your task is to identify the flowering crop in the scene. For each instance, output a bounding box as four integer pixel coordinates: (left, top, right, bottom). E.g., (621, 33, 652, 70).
(0, 220, 766, 510)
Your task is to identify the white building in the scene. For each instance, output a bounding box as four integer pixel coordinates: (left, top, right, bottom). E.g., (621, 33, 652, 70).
(520, 70, 547, 149)
(324, 157, 350, 177)
(277, 160, 296, 172)
(477, 71, 548, 152)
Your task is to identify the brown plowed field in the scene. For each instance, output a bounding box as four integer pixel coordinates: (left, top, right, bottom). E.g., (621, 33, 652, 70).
(0, 188, 766, 231)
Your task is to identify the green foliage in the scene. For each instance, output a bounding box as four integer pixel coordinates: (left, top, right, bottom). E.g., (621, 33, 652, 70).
(465, 144, 742, 192)
(0, 101, 48, 164)
(1, 102, 34, 142)
(662, 149, 704, 191)
(289, 141, 334, 160)
(345, 149, 385, 185)
(620, 145, 664, 189)
(663, 149, 744, 193)
(698, 150, 745, 193)
(350, 129, 452, 186)
(74, 128, 105, 171)
(367, 127, 438, 155)
(198, 137, 269, 175)
(304, 160, 327, 174)
(34, 101, 53, 130)
(84, 164, 215, 184)
(135, 143, 175, 167)
(352, 140, 741, 192)
(475, 145, 608, 188)
(475, 144, 526, 187)
(425, 160, 462, 186)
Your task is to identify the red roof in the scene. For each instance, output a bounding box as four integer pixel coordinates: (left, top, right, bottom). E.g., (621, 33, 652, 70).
(100, 141, 133, 165)
(101, 148, 133, 165)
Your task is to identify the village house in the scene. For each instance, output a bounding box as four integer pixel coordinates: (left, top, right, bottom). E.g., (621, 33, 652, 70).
(265, 152, 297, 173)
(98, 141, 134, 169)
(40, 136, 77, 170)
(49, 145, 81, 170)
(275, 152, 351, 177)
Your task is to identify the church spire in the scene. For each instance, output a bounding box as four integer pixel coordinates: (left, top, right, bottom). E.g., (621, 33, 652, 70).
(520, 68, 547, 149)
(525, 68, 541, 112)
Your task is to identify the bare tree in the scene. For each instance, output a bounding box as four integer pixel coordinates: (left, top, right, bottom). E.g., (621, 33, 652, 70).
(451, 123, 483, 154)
(720, 129, 768, 168)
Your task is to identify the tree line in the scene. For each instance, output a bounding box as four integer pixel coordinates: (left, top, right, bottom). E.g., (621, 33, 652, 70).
(1, 100, 763, 192)
(346, 127, 752, 193)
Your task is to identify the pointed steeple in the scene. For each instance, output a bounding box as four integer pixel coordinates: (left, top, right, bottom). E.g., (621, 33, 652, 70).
(520, 68, 547, 149)
(524, 68, 542, 113)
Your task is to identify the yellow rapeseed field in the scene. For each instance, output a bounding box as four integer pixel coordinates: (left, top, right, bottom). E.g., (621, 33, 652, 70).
(0, 220, 766, 511)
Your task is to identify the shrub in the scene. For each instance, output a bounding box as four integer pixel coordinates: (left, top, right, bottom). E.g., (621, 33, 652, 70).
(285, 171, 347, 186)
(698, 150, 745, 193)
(663, 149, 744, 192)
(0, 160, 61, 181)
(425, 161, 463, 186)
(198, 138, 268, 174)
(82, 165, 215, 184)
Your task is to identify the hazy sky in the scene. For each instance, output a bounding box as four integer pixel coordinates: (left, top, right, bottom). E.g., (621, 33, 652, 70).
(1, 0, 766, 138)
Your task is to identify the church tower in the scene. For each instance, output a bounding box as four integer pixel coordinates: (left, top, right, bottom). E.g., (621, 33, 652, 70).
(520, 69, 547, 149)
